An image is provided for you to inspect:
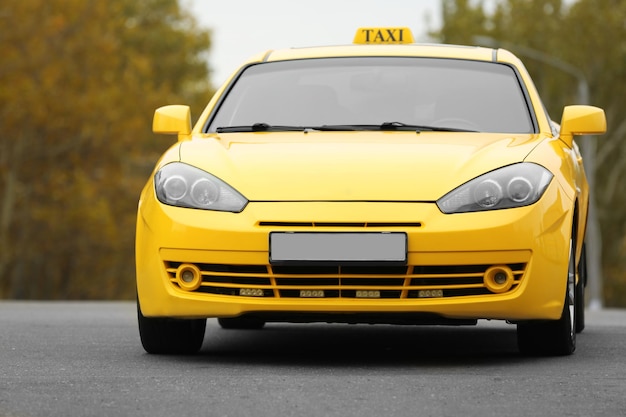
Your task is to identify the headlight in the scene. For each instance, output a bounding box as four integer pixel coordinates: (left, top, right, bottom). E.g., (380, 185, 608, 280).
(155, 163, 248, 212)
(436, 163, 553, 214)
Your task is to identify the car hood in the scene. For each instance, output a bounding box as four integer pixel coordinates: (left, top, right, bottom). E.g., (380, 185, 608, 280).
(178, 131, 546, 201)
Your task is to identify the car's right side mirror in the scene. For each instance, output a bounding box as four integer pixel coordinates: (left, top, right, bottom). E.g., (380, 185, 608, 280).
(153, 105, 192, 140)
(559, 105, 606, 148)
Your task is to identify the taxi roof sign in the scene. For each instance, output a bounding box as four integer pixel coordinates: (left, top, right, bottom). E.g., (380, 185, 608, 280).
(353, 27, 414, 44)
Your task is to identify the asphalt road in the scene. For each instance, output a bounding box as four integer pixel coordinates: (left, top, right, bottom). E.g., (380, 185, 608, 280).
(1, 302, 625, 417)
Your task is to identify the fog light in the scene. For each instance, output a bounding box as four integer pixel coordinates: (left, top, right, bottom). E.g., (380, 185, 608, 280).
(240, 288, 264, 297)
(300, 290, 324, 298)
(356, 290, 381, 298)
(175, 264, 202, 291)
(494, 272, 507, 285)
(181, 270, 194, 283)
(484, 265, 514, 293)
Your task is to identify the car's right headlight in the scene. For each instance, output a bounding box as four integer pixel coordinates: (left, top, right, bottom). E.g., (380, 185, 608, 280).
(436, 163, 553, 214)
(154, 162, 248, 212)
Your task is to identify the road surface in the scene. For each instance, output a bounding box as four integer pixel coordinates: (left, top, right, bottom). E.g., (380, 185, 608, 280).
(1, 301, 625, 417)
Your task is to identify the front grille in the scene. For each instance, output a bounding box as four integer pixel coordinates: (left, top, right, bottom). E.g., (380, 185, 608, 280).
(258, 221, 423, 228)
(164, 262, 525, 299)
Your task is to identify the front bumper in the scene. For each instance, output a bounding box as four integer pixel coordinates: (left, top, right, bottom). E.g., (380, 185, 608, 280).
(136, 182, 572, 322)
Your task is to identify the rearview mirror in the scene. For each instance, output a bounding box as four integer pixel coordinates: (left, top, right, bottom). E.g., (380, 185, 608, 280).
(153, 105, 192, 137)
(559, 105, 606, 147)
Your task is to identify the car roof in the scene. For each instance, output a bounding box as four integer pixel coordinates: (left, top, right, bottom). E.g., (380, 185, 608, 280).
(245, 43, 517, 66)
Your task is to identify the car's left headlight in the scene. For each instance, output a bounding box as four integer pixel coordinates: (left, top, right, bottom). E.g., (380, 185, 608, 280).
(436, 163, 553, 214)
(154, 162, 248, 212)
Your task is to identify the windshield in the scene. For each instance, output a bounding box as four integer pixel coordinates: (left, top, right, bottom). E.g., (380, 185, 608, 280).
(207, 57, 535, 134)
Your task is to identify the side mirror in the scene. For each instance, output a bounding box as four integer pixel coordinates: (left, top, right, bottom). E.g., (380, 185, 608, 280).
(559, 105, 606, 147)
(152, 105, 192, 137)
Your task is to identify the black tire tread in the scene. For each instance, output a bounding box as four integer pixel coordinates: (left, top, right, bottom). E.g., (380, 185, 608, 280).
(137, 301, 206, 354)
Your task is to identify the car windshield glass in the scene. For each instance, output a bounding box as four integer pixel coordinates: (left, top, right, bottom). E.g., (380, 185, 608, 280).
(206, 57, 534, 134)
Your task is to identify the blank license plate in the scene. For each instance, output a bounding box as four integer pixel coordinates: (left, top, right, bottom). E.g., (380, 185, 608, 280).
(269, 232, 407, 264)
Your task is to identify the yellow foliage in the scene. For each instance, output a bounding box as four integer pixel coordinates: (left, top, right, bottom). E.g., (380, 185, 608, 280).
(0, 0, 213, 299)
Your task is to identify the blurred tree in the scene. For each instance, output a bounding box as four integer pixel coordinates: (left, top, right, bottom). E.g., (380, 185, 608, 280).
(564, 0, 626, 307)
(435, 0, 626, 306)
(0, 0, 213, 298)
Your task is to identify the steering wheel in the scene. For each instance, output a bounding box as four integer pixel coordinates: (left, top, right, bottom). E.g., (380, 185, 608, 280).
(431, 118, 480, 131)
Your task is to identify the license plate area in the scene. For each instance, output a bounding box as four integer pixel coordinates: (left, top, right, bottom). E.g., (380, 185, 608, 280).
(269, 232, 407, 265)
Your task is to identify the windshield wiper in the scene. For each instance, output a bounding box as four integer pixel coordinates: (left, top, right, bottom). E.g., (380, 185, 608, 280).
(380, 122, 478, 132)
(216, 122, 478, 133)
(317, 122, 477, 132)
(216, 123, 309, 133)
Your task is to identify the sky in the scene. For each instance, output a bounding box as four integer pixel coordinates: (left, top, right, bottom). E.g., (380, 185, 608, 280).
(184, 0, 442, 87)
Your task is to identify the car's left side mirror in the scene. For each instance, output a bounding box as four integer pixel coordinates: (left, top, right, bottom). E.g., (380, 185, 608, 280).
(153, 105, 192, 139)
(559, 105, 606, 148)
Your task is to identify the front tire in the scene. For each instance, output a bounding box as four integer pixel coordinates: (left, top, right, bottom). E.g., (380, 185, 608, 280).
(575, 243, 587, 333)
(137, 300, 206, 354)
(517, 236, 576, 356)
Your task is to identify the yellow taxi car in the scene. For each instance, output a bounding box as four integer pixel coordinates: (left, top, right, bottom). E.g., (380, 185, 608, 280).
(136, 27, 606, 355)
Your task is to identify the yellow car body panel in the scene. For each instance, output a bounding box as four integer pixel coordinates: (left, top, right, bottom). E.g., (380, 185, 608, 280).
(175, 132, 546, 201)
(136, 130, 575, 321)
(137, 31, 606, 336)
(137, 189, 571, 321)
